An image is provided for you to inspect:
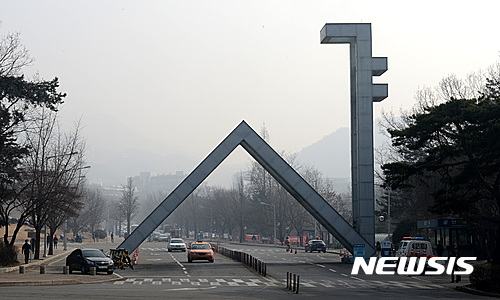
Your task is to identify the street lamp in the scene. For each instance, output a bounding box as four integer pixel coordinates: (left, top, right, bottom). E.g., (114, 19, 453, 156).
(387, 187, 391, 241)
(260, 201, 276, 247)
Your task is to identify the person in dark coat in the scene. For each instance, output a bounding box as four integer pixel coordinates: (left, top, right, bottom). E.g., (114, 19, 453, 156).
(436, 240, 444, 256)
(450, 244, 461, 283)
(22, 239, 32, 264)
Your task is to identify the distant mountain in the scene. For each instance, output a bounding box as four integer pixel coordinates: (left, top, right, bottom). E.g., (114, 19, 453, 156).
(298, 127, 351, 178)
(297, 122, 389, 181)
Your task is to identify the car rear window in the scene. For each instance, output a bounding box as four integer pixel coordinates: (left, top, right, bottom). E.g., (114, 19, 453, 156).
(192, 244, 211, 249)
(82, 249, 106, 258)
(312, 241, 324, 244)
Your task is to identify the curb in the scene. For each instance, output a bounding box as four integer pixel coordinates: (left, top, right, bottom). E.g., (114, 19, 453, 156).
(456, 285, 500, 298)
(0, 273, 123, 287)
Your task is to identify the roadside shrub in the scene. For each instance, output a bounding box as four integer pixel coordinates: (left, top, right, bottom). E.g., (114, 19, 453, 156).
(469, 262, 500, 293)
(0, 243, 19, 266)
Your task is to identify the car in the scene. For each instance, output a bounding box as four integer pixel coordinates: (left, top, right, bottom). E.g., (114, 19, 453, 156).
(305, 240, 326, 253)
(187, 241, 214, 263)
(167, 238, 186, 252)
(66, 248, 114, 275)
(158, 234, 169, 242)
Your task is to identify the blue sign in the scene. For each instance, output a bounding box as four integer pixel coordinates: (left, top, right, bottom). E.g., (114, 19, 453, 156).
(353, 244, 366, 259)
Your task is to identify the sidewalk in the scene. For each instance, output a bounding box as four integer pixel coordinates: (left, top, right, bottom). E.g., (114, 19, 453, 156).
(0, 242, 122, 286)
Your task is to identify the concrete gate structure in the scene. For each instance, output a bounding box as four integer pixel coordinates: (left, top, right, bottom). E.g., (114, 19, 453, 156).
(119, 121, 374, 256)
(320, 23, 388, 249)
(118, 23, 387, 257)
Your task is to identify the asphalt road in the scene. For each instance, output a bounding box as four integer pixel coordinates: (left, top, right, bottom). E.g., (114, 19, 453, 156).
(0, 240, 484, 299)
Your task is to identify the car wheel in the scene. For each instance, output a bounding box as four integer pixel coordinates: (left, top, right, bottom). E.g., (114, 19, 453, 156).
(68, 266, 73, 274)
(209, 259, 214, 263)
(168, 249, 172, 252)
(107, 270, 114, 275)
(80, 264, 86, 274)
(188, 258, 192, 263)
(323, 249, 326, 253)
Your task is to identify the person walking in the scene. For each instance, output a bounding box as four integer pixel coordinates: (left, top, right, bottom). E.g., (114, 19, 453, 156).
(376, 241, 382, 258)
(53, 236, 59, 249)
(450, 244, 461, 283)
(436, 240, 444, 256)
(22, 239, 32, 264)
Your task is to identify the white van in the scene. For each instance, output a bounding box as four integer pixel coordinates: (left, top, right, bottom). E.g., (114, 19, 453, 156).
(396, 237, 434, 257)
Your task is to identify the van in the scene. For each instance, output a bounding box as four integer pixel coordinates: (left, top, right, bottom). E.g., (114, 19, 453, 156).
(396, 237, 434, 257)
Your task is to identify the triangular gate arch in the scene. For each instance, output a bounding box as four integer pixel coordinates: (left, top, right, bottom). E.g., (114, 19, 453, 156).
(118, 121, 375, 256)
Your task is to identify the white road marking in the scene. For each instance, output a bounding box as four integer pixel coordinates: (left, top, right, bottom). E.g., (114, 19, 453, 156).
(164, 287, 217, 291)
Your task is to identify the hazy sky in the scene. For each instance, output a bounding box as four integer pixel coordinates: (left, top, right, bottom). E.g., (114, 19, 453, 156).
(2, 1, 500, 184)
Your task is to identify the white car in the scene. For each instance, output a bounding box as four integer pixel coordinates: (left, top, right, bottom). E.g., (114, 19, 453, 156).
(168, 238, 186, 252)
(158, 234, 169, 242)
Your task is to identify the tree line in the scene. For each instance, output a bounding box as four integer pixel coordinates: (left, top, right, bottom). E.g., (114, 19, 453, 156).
(379, 61, 500, 266)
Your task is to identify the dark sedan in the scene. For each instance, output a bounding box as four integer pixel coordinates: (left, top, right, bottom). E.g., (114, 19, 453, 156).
(66, 248, 114, 274)
(305, 240, 326, 253)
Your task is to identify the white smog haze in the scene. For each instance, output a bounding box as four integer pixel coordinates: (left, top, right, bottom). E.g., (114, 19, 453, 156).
(2, 1, 499, 186)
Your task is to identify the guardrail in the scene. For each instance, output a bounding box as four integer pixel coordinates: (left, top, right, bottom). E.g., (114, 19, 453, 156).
(214, 245, 267, 277)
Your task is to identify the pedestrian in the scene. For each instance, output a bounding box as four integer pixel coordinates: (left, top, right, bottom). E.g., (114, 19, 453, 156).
(376, 241, 382, 258)
(111, 232, 114, 243)
(449, 244, 461, 283)
(285, 236, 290, 251)
(22, 239, 31, 264)
(436, 240, 444, 256)
(53, 236, 58, 249)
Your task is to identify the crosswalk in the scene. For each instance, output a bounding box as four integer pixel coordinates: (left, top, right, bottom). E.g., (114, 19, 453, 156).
(114, 277, 277, 287)
(113, 277, 444, 290)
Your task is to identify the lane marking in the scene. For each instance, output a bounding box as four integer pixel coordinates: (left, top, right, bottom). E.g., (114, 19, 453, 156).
(164, 287, 217, 291)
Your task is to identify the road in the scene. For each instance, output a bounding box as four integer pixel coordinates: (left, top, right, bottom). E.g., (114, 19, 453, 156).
(215, 242, 481, 299)
(0, 240, 483, 299)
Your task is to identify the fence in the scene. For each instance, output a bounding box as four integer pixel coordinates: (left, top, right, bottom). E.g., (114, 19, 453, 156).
(214, 245, 266, 277)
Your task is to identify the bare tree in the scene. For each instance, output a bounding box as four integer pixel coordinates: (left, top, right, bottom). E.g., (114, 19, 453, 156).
(77, 186, 107, 241)
(0, 32, 65, 255)
(121, 177, 139, 236)
(0, 32, 34, 76)
(22, 108, 86, 258)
